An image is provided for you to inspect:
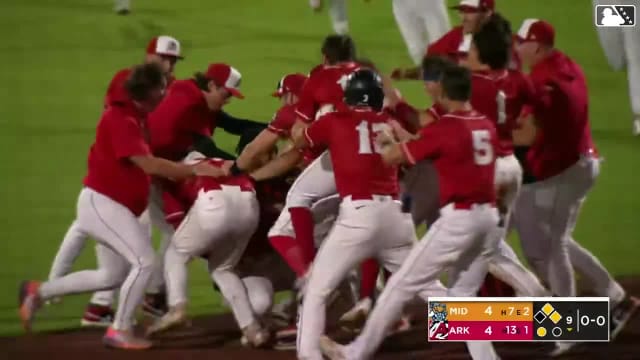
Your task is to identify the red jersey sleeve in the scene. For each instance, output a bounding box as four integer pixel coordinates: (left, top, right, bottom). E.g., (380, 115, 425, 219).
(401, 122, 444, 165)
(109, 113, 151, 160)
(295, 75, 320, 122)
(303, 113, 333, 148)
(267, 105, 296, 137)
(426, 27, 463, 58)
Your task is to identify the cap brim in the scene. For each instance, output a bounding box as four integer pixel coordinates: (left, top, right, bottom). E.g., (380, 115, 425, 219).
(156, 52, 185, 60)
(227, 87, 245, 99)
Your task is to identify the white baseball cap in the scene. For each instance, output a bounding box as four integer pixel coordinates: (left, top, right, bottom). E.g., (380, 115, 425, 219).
(146, 35, 183, 59)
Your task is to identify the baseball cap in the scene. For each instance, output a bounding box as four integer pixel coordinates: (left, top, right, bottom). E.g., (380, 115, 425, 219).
(272, 73, 307, 97)
(452, 0, 495, 13)
(205, 63, 244, 99)
(146, 36, 183, 59)
(517, 19, 555, 46)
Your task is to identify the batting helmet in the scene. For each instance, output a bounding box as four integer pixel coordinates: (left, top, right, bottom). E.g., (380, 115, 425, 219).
(343, 68, 384, 111)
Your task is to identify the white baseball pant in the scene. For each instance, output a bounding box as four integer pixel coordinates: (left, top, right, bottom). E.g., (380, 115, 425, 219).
(515, 156, 601, 297)
(344, 203, 500, 360)
(268, 150, 337, 239)
(487, 154, 548, 297)
(38, 188, 156, 331)
(47, 184, 174, 307)
(593, 0, 640, 115)
(164, 185, 259, 329)
(392, 0, 451, 65)
(297, 196, 447, 360)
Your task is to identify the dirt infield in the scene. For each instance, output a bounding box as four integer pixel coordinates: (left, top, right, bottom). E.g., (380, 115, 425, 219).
(4, 276, 640, 360)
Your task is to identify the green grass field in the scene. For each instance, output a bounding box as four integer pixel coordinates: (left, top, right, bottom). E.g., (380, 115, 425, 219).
(1, 0, 638, 336)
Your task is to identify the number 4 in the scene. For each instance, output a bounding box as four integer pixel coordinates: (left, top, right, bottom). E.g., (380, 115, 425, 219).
(485, 326, 492, 335)
(484, 306, 492, 316)
(472, 130, 493, 166)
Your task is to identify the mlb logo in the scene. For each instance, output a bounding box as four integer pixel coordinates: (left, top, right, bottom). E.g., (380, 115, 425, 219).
(595, 5, 636, 27)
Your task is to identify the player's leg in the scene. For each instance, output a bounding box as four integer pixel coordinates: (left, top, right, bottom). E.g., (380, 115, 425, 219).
(392, 0, 428, 65)
(83, 243, 121, 328)
(513, 184, 549, 279)
(328, 0, 349, 35)
(297, 199, 379, 360)
(593, 0, 626, 71)
(401, 160, 441, 227)
(286, 151, 337, 273)
(48, 219, 89, 280)
(569, 239, 625, 305)
(418, 0, 450, 46)
(622, 24, 640, 134)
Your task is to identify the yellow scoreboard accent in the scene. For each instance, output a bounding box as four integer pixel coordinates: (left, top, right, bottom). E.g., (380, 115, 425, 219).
(427, 297, 609, 342)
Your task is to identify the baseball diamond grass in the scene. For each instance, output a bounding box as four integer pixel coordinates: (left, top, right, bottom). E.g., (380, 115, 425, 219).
(0, 0, 638, 336)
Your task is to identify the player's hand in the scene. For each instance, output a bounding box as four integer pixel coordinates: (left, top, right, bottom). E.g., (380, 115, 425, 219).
(375, 128, 396, 149)
(390, 68, 404, 80)
(193, 162, 226, 177)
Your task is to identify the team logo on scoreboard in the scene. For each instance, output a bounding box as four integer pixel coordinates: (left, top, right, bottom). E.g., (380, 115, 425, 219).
(428, 302, 449, 340)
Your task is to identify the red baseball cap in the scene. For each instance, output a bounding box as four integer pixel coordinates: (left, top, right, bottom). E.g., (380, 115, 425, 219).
(272, 73, 307, 97)
(517, 19, 555, 46)
(452, 0, 495, 13)
(205, 63, 244, 99)
(146, 36, 183, 59)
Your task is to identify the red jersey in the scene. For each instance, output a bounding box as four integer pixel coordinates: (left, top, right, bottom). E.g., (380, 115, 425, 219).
(470, 69, 537, 157)
(427, 27, 521, 70)
(104, 67, 175, 108)
(527, 50, 596, 180)
(267, 103, 298, 138)
(295, 62, 361, 122)
(83, 98, 152, 216)
(401, 110, 497, 207)
(304, 108, 399, 199)
(148, 79, 214, 160)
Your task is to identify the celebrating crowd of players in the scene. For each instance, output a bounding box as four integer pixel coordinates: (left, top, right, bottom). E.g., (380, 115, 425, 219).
(17, 0, 639, 359)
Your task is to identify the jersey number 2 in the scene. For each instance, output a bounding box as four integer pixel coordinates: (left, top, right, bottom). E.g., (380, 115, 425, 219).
(356, 120, 389, 154)
(472, 130, 493, 166)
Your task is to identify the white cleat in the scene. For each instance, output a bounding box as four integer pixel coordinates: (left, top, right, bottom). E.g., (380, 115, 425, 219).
(339, 297, 372, 331)
(320, 335, 347, 360)
(309, 0, 322, 11)
(633, 118, 640, 136)
(549, 342, 576, 357)
(242, 321, 271, 348)
(145, 304, 189, 336)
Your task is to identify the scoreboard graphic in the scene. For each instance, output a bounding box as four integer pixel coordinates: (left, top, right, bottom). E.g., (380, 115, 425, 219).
(427, 297, 609, 342)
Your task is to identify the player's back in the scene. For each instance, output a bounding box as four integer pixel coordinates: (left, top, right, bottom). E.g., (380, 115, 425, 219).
(431, 111, 497, 207)
(296, 62, 361, 121)
(470, 69, 533, 157)
(322, 109, 399, 199)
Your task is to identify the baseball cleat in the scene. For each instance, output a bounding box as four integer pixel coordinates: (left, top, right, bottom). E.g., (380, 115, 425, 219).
(242, 321, 271, 348)
(309, 0, 322, 12)
(275, 323, 297, 340)
(81, 303, 114, 328)
(339, 296, 372, 331)
(141, 292, 168, 318)
(549, 342, 576, 357)
(103, 327, 152, 350)
(145, 304, 189, 336)
(18, 281, 42, 333)
(273, 338, 296, 351)
(633, 117, 640, 136)
(610, 295, 640, 340)
(320, 335, 347, 360)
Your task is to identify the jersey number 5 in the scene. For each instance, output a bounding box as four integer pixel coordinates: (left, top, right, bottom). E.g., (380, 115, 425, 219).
(356, 120, 390, 154)
(472, 129, 493, 165)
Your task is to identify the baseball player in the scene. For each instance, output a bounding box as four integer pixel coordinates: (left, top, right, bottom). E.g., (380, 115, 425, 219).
(234, 35, 360, 292)
(320, 65, 501, 360)
(46, 35, 185, 326)
(392, 0, 451, 65)
(144, 152, 272, 346)
(465, 14, 548, 297)
(309, 0, 350, 35)
(293, 68, 446, 360)
(592, 0, 640, 135)
(514, 19, 639, 356)
(18, 63, 225, 350)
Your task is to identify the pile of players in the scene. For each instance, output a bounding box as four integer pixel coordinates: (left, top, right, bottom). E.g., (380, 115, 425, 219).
(17, 0, 639, 359)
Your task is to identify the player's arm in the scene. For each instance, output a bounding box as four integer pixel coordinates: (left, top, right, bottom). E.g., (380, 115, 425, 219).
(216, 111, 267, 136)
(382, 125, 442, 165)
(249, 148, 303, 181)
(191, 133, 236, 160)
(292, 113, 331, 149)
(512, 112, 537, 146)
(390, 66, 421, 80)
(235, 128, 281, 171)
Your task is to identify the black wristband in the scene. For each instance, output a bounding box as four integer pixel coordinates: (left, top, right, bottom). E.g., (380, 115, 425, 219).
(229, 162, 244, 176)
